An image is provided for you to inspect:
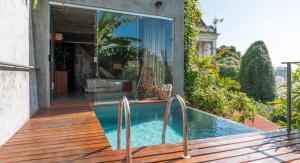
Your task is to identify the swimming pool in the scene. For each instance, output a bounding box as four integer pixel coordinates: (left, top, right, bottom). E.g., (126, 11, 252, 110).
(94, 102, 257, 150)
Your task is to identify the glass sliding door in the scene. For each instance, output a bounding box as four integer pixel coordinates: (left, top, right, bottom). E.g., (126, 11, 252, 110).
(50, 4, 174, 101)
(93, 10, 174, 100)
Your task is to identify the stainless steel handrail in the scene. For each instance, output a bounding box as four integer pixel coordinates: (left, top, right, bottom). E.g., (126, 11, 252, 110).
(0, 61, 39, 70)
(117, 96, 132, 163)
(162, 95, 190, 159)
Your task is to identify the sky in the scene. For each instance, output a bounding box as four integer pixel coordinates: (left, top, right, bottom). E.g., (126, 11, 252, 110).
(199, 0, 300, 67)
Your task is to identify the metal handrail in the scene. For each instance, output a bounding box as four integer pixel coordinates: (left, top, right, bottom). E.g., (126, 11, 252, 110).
(282, 61, 300, 135)
(117, 96, 132, 163)
(0, 61, 39, 70)
(162, 95, 190, 159)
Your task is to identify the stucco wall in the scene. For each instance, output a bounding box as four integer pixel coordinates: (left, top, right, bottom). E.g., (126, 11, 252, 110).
(0, 0, 38, 147)
(50, 0, 185, 95)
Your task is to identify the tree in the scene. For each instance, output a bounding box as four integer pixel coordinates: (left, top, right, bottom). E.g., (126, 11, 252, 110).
(239, 41, 276, 102)
(184, 0, 202, 98)
(214, 45, 241, 80)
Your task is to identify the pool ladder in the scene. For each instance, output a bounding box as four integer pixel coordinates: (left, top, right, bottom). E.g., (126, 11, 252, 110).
(162, 95, 190, 159)
(117, 96, 132, 163)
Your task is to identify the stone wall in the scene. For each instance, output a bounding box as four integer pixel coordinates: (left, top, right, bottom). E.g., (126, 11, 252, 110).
(75, 44, 93, 87)
(0, 0, 38, 147)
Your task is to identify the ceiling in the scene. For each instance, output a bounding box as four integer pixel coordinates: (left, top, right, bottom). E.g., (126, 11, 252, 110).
(51, 6, 96, 43)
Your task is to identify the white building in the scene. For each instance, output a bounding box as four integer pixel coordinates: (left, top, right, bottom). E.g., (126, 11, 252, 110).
(197, 19, 219, 57)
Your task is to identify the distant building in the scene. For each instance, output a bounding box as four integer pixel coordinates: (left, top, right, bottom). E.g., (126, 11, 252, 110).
(275, 66, 287, 81)
(196, 19, 219, 57)
(275, 66, 287, 97)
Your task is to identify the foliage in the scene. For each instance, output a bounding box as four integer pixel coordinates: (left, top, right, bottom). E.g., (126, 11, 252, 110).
(239, 41, 276, 102)
(213, 17, 224, 29)
(32, 0, 38, 9)
(269, 65, 300, 129)
(214, 45, 241, 80)
(183, 1, 256, 122)
(184, 0, 202, 99)
(95, 13, 141, 79)
(187, 56, 256, 122)
(95, 13, 139, 57)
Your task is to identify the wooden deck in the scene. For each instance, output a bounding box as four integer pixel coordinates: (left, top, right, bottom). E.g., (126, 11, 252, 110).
(1, 99, 300, 163)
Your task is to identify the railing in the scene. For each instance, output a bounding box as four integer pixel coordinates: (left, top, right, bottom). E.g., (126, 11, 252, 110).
(117, 96, 132, 163)
(0, 60, 39, 71)
(162, 95, 190, 159)
(282, 61, 300, 135)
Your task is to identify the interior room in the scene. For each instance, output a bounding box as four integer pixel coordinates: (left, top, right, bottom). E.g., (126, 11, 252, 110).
(50, 5, 174, 101)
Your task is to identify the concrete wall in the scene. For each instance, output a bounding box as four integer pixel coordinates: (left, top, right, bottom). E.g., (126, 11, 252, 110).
(50, 0, 185, 95)
(0, 0, 39, 147)
(32, 0, 50, 108)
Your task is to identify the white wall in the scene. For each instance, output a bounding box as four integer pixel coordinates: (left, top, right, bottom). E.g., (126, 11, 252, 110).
(0, 0, 38, 147)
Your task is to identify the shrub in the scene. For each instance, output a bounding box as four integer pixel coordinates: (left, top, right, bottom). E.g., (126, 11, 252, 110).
(187, 56, 256, 122)
(214, 46, 241, 80)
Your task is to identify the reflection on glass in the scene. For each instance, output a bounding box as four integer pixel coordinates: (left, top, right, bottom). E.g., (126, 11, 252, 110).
(137, 18, 173, 98)
(94, 11, 173, 99)
(95, 12, 138, 80)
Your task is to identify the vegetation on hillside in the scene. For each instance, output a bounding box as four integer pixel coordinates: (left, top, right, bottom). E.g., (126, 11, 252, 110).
(214, 45, 241, 80)
(184, 2, 297, 129)
(269, 65, 300, 129)
(239, 41, 276, 102)
(184, 0, 257, 122)
(187, 57, 257, 122)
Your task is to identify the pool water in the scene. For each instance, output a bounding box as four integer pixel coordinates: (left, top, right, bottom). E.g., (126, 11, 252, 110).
(94, 102, 256, 150)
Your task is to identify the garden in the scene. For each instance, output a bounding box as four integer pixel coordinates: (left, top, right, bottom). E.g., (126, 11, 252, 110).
(184, 0, 300, 129)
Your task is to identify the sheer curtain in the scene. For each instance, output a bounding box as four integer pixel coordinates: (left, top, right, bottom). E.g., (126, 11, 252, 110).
(137, 17, 173, 97)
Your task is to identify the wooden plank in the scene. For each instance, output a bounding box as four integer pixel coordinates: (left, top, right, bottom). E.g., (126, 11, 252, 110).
(249, 151, 300, 163)
(176, 139, 300, 163)
(1, 98, 299, 163)
(66, 132, 300, 162)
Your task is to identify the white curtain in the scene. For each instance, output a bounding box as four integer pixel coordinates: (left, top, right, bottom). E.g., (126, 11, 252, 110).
(139, 18, 169, 86)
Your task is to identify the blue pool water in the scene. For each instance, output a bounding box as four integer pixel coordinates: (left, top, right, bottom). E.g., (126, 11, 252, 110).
(94, 102, 256, 150)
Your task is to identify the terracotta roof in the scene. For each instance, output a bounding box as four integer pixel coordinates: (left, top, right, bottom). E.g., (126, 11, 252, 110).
(243, 115, 279, 131)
